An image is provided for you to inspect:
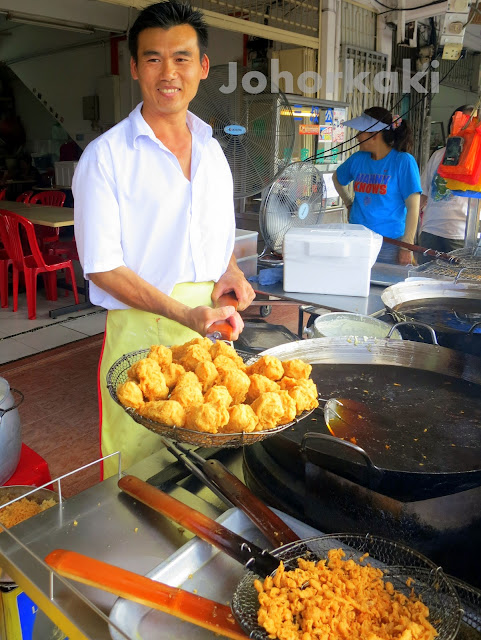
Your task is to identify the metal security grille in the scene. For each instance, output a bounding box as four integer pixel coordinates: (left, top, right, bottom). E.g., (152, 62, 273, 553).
(438, 53, 475, 90)
(341, 46, 389, 117)
(194, 0, 319, 39)
(341, 2, 377, 50)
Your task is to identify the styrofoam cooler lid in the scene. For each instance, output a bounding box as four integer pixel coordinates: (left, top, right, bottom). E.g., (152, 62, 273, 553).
(284, 224, 383, 262)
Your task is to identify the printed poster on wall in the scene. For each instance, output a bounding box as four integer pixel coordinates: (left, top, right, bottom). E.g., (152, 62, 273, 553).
(318, 125, 332, 142)
(332, 108, 347, 143)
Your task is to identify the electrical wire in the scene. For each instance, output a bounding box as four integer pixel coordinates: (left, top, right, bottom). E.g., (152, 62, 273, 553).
(373, 0, 447, 15)
(462, 0, 481, 29)
(296, 51, 463, 165)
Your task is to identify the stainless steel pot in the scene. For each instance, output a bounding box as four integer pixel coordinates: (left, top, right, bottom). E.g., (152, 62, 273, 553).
(0, 378, 23, 485)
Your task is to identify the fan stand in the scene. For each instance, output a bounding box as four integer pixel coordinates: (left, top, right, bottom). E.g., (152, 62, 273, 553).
(258, 246, 284, 267)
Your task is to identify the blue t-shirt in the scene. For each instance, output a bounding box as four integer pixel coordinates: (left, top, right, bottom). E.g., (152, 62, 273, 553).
(336, 149, 421, 238)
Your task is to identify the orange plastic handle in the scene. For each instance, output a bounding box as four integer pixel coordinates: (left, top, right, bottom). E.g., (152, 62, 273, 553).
(208, 293, 239, 341)
(45, 549, 247, 639)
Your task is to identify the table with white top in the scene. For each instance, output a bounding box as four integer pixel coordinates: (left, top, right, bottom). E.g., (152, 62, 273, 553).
(1, 200, 93, 319)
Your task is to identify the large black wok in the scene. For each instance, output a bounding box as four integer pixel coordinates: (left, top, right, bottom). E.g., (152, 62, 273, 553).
(382, 280, 481, 357)
(255, 338, 481, 501)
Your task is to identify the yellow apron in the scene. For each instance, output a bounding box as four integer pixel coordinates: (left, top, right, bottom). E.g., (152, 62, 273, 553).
(98, 281, 214, 479)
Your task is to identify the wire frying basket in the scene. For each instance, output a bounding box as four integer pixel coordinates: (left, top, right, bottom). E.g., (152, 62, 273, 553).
(106, 348, 315, 447)
(409, 247, 481, 283)
(232, 534, 462, 640)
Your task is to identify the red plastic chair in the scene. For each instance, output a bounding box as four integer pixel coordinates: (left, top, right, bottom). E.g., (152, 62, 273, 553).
(29, 191, 66, 207)
(16, 191, 33, 203)
(0, 188, 6, 200)
(0, 209, 79, 320)
(0, 247, 12, 308)
(29, 191, 66, 249)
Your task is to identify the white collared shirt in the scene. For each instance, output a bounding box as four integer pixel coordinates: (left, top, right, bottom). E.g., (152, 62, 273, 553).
(73, 103, 235, 310)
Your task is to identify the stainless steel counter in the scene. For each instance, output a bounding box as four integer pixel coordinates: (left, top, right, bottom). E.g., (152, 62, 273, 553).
(0, 449, 242, 640)
(253, 262, 411, 316)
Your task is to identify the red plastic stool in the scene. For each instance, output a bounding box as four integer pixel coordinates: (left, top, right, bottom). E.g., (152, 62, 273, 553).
(3, 444, 52, 488)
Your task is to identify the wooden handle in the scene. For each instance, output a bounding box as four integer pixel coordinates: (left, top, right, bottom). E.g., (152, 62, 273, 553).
(202, 460, 300, 547)
(45, 549, 247, 640)
(382, 237, 461, 264)
(118, 475, 279, 577)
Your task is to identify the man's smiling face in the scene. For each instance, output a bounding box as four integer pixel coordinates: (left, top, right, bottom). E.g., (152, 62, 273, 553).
(130, 24, 209, 120)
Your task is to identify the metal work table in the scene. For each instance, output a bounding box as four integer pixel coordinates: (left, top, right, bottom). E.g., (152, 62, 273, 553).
(0, 449, 242, 640)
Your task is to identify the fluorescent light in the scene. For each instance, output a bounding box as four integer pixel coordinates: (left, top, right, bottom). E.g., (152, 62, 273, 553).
(7, 12, 96, 34)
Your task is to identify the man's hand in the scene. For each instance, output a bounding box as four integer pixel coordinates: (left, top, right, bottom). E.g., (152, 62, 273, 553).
(211, 254, 255, 311)
(185, 305, 244, 341)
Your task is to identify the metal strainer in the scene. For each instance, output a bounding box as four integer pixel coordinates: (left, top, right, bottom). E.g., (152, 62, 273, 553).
(106, 348, 315, 447)
(232, 533, 462, 640)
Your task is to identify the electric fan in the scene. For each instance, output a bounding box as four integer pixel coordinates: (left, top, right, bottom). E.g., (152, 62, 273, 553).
(189, 64, 295, 198)
(258, 161, 328, 264)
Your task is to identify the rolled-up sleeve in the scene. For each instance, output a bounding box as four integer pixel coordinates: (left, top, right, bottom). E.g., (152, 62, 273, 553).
(73, 141, 126, 279)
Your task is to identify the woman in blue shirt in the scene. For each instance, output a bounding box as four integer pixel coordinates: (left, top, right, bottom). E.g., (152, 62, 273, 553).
(333, 107, 422, 265)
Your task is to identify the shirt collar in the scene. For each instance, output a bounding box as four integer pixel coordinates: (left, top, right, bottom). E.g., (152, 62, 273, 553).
(130, 102, 213, 149)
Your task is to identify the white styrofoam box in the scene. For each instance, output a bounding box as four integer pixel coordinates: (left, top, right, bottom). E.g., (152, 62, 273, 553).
(283, 224, 383, 297)
(54, 161, 78, 187)
(237, 254, 258, 278)
(234, 229, 258, 259)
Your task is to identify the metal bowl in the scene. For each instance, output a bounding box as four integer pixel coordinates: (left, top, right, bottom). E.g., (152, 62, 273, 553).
(304, 312, 402, 340)
(0, 485, 59, 584)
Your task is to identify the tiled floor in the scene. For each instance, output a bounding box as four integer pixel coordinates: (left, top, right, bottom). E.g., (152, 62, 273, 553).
(0, 292, 107, 364)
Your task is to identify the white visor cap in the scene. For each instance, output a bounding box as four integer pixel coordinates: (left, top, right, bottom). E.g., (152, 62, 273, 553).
(343, 112, 390, 132)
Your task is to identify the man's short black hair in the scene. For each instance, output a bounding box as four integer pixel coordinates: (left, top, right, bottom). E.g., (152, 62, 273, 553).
(128, 1, 208, 62)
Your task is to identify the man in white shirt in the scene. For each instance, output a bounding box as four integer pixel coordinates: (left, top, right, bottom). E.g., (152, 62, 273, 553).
(418, 105, 473, 263)
(73, 0, 255, 478)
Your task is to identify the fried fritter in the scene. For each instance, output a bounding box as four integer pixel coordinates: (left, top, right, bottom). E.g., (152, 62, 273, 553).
(246, 355, 284, 381)
(147, 344, 173, 369)
(161, 363, 186, 390)
(225, 404, 258, 433)
(287, 378, 319, 414)
(179, 344, 212, 372)
(246, 374, 280, 404)
(184, 402, 229, 433)
(127, 358, 161, 382)
(251, 392, 285, 430)
(139, 369, 169, 402)
(171, 337, 213, 363)
(170, 385, 203, 409)
(279, 376, 298, 391)
(278, 389, 297, 424)
(174, 371, 202, 389)
(195, 360, 218, 392)
(138, 400, 185, 427)
(282, 359, 312, 380)
(213, 355, 237, 375)
(117, 380, 144, 409)
(203, 385, 233, 408)
(217, 368, 251, 405)
(210, 340, 246, 370)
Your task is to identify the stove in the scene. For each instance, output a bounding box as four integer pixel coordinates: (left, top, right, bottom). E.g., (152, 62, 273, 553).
(243, 438, 481, 589)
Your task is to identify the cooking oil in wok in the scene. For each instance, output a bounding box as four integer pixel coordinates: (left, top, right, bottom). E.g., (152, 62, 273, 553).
(396, 298, 481, 333)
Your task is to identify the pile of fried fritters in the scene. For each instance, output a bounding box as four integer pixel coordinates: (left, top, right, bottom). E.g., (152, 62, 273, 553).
(116, 337, 318, 434)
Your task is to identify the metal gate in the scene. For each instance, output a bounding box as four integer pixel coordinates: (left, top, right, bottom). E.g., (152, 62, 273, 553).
(341, 46, 389, 116)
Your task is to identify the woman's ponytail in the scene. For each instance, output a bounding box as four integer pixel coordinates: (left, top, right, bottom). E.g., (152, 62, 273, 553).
(364, 106, 413, 153)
